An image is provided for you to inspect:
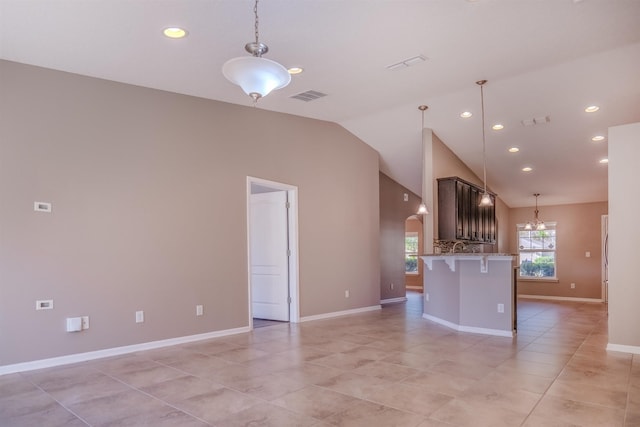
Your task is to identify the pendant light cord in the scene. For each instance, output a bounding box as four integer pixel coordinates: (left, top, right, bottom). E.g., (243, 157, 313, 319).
(254, 0, 260, 46)
(417, 105, 429, 215)
(480, 83, 488, 195)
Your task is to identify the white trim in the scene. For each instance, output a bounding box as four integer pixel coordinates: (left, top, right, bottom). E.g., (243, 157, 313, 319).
(606, 343, 640, 355)
(300, 305, 381, 322)
(0, 326, 250, 376)
(406, 286, 422, 290)
(380, 297, 408, 304)
(518, 294, 603, 303)
(422, 313, 514, 337)
(247, 177, 300, 325)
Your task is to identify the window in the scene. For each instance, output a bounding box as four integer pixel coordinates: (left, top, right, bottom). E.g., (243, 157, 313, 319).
(517, 223, 557, 280)
(405, 232, 419, 274)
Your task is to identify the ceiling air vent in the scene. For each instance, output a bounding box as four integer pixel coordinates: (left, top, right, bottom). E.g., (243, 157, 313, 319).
(521, 115, 550, 127)
(290, 90, 327, 102)
(386, 55, 427, 70)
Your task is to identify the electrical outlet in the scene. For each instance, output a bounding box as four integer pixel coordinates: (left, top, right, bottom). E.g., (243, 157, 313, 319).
(196, 305, 203, 316)
(425, 293, 430, 302)
(390, 283, 394, 290)
(135, 310, 144, 323)
(81, 316, 89, 330)
(497, 303, 505, 313)
(571, 283, 576, 289)
(345, 290, 350, 298)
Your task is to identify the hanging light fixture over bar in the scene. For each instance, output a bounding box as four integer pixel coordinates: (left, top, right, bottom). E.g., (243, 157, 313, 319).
(417, 105, 429, 215)
(476, 80, 494, 207)
(222, 0, 291, 103)
(525, 193, 546, 231)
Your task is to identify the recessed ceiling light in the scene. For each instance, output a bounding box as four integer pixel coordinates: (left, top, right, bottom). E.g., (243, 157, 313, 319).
(288, 67, 304, 75)
(522, 167, 533, 172)
(508, 147, 520, 153)
(492, 124, 504, 130)
(585, 105, 600, 113)
(591, 135, 606, 142)
(460, 111, 472, 118)
(600, 158, 609, 164)
(163, 27, 188, 39)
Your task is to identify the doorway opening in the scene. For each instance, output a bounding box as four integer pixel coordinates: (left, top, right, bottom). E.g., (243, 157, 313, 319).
(405, 215, 423, 291)
(247, 177, 299, 328)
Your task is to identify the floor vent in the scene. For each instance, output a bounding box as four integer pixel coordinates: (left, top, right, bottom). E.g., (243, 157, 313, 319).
(290, 90, 327, 102)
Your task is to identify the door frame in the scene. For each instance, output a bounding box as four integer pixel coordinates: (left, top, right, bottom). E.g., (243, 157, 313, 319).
(602, 214, 608, 303)
(246, 176, 300, 327)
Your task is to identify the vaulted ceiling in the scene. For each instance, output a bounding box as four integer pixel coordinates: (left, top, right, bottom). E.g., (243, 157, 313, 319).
(2, 0, 639, 207)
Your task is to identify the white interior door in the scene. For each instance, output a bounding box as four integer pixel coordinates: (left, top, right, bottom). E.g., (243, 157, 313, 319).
(250, 191, 290, 321)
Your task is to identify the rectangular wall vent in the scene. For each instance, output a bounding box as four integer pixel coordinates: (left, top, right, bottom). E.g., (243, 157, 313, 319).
(34, 201, 52, 212)
(290, 90, 327, 102)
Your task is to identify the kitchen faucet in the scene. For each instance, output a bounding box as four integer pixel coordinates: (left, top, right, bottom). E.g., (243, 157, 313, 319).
(451, 241, 465, 254)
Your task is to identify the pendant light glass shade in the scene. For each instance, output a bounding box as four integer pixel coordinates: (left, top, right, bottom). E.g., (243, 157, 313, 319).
(222, 56, 290, 101)
(222, 0, 290, 101)
(417, 203, 429, 215)
(479, 193, 493, 206)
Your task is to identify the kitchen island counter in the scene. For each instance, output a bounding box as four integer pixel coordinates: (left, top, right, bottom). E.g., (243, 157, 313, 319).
(421, 254, 517, 337)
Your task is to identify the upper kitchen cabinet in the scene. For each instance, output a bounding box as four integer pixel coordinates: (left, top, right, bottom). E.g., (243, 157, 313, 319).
(437, 177, 496, 243)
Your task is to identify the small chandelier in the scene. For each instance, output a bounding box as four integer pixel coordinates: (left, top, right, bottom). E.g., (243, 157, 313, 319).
(416, 105, 429, 215)
(525, 193, 546, 231)
(476, 80, 493, 207)
(222, 0, 291, 102)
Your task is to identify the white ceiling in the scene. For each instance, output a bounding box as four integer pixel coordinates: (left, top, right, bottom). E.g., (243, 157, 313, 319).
(1, 0, 639, 207)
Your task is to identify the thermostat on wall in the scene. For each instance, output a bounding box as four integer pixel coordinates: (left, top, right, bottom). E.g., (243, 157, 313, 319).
(34, 202, 52, 213)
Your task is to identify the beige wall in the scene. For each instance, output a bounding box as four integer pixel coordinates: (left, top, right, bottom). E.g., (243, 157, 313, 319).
(508, 202, 607, 299)
(379, 173, 422, 300)
(0, 60, 381, 366)
(608, 122, 640, 349)
(430, 132, 509, 253)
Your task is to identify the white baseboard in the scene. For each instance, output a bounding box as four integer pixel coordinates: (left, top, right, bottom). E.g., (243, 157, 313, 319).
(518, 294, 604, 303)
(0, 326, 250, 376)
(300, 305, 381, 322)
(606, 343, 640, 355)
(422, 313, 514, 338)
(380, 297, 408, 305)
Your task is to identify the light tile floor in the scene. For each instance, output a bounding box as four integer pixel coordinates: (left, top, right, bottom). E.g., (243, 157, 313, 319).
(1, 292, 639, 426)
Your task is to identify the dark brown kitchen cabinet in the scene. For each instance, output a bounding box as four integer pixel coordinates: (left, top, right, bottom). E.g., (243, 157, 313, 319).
(438, 177, 496, 243)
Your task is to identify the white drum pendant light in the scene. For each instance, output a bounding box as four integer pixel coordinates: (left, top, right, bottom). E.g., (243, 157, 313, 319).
(222, 0, 291, 102)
